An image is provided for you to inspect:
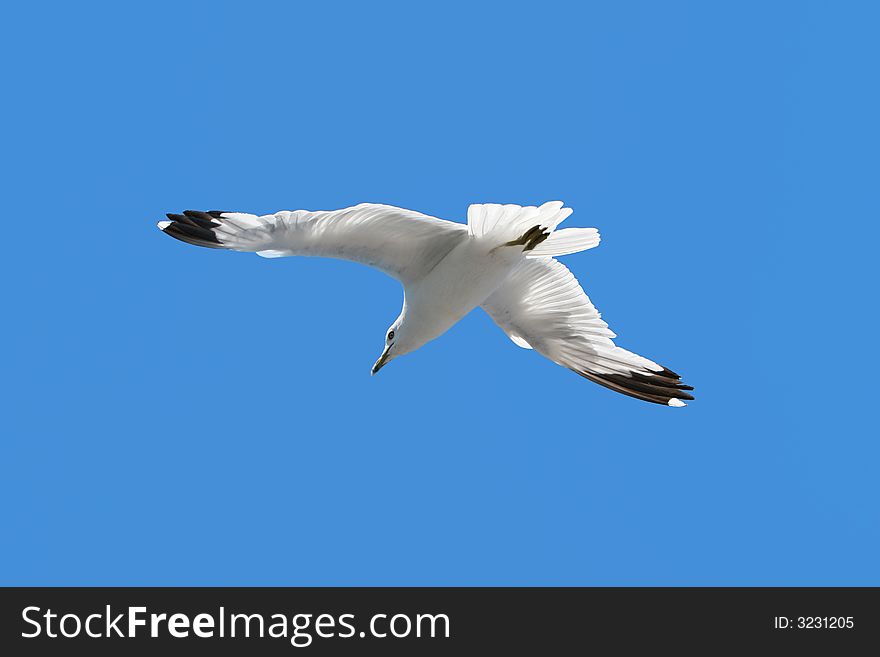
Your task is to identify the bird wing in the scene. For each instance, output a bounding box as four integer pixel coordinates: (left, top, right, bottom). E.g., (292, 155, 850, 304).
(158, 203, 468, 284)
(482, 257, 694, 406)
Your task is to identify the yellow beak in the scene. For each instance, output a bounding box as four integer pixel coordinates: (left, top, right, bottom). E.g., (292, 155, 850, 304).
(371, 345, 392, 375)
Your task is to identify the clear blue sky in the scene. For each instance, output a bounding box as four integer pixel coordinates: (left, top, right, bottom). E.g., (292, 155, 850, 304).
(1, 1, 877, 585)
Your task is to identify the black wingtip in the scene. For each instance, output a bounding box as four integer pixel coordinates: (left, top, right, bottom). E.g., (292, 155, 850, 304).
(575, 368, 695, 406)
(159, 210, 224, 249)
(659, 366, 682, 379)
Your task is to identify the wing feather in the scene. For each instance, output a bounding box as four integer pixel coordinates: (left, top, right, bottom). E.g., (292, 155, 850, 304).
(159, 203, 467, 284)
(482, 258, 693, 406)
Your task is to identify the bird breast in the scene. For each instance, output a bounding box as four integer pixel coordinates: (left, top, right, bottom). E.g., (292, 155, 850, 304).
(404, 238, 523, 344)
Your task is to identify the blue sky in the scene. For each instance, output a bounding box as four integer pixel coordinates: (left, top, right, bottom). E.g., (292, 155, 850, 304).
(1, 1, 878, 585)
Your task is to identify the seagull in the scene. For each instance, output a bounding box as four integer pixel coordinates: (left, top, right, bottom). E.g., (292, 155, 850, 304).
(158, 201, 693, 406)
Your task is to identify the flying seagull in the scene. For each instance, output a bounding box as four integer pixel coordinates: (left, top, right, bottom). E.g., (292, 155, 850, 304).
(158, 202, 693, 406)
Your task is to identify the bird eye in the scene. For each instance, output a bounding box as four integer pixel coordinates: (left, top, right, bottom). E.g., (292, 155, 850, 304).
(387, 330, 395, 341)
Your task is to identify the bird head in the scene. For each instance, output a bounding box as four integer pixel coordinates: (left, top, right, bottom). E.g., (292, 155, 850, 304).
(371, 320, 402, 375)
(372, 307, 427, 375)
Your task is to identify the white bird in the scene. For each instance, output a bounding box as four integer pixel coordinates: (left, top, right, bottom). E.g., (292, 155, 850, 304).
(158, 201, 693, 406)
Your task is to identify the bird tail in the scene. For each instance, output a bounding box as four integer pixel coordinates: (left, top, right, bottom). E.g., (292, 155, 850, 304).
(466, 201, 600, 257)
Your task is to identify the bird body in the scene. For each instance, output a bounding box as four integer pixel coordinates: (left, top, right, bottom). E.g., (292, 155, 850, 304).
(395, 232, 527, 354)
(158, 201, 693, 406)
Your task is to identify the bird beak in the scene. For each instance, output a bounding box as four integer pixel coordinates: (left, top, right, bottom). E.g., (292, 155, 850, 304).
(371, 345, 392, 376)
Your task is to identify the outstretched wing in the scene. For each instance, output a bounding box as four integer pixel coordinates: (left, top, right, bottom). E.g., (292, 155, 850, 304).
(482, 258, 694, 406)
(158, 203, 468, 284)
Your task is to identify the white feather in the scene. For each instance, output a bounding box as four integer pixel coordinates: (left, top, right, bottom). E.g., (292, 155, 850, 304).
(482, 257, 691, 405)
(527, 227, 601, 257)
(202, 204, 467, 284)
(466, 201, 571, 241)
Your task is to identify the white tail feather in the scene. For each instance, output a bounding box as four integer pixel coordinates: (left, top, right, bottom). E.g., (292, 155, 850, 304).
(527, 227, 600, 257)
(466, 201, 599, 257)
(466, 201, 572, 242)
